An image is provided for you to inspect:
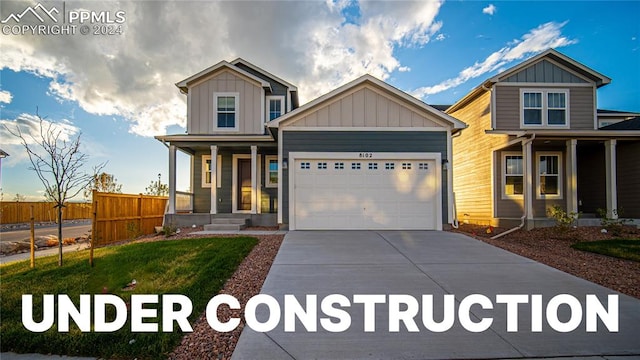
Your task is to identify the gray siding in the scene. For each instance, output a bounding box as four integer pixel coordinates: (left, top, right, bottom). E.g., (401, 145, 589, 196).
(494, 85, 596, 130)
(281, 131, 449, 224)
(503, 60, 588, 83)
(577, 144, 606, 215)
(188, 70, 264, 135)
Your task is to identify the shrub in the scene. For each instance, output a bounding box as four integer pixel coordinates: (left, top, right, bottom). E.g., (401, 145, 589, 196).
(547, 205, 579, 232)
(597, 208, 632, 236)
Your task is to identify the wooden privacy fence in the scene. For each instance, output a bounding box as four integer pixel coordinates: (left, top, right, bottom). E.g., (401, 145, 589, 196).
(92, 191, 168, 246)
(0, 201, 91, 224)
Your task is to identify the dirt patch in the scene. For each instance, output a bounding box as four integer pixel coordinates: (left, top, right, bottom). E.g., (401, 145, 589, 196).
(453, 224, 640, 299)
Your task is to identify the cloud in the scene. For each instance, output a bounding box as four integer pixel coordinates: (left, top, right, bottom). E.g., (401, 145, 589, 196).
(411, 21, 577, 98)
(0, 0, 445, 137)
(482, 4, 497, 15)
(0, 90, 12, 104)
(435, 34, 446, 41)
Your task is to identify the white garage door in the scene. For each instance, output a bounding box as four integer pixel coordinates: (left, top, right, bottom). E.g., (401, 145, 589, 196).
(292, 157, 440, 230)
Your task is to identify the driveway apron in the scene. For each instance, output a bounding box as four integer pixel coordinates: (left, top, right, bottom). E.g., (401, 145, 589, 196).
(233, 230, 640, 359)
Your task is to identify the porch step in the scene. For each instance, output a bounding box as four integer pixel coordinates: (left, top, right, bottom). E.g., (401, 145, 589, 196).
(204, 217, 249, 231)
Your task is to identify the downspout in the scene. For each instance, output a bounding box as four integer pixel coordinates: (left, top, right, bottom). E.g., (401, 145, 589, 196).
(491, 133, 535, 239)
(450, 130, 463, 229)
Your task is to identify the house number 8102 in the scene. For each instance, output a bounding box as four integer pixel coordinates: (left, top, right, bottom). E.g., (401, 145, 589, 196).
(359, 153, 373, 158)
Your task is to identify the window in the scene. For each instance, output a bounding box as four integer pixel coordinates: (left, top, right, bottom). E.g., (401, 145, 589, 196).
(300, 162, 310, 169)
(265, 156, 278, 188)
(385, 162, 395, 170)
(368, 162, 378, 170)
(419, 163, 429, 170)
(266, 96, 285, 121)
(502, 153, 523, 198)
(202, 155, 222, 188)
(402, 163, 412, 170)
(521, 89, 568, 128)
(351, 162, 361, 170)
(318, 162, 327, 169)
(214, 93, 239, 130)
(537, 153, 562, 199)
(334, 162, 344, 170)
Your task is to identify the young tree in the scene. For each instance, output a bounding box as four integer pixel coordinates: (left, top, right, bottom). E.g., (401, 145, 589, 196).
(5, 112, 104, 266)
(84, 172, 122, 198)
(145, 173, 169, 196)
(13, 193, 26, 202)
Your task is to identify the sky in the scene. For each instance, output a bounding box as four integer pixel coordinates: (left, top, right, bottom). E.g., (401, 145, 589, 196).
(0, 0, 638, 201)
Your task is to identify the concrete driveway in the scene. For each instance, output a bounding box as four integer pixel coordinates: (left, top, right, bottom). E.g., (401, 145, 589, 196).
(233, 231, 640, 359)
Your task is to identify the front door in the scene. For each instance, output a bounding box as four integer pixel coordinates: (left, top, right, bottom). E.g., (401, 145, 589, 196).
(237, 158, 252, 211)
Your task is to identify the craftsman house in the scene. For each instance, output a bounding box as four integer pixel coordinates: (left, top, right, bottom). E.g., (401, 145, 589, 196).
(156, 59, 466, 230)
(447, 49, 640, 228)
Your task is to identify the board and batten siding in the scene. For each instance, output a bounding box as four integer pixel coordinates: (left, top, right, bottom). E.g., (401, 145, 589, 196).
(289, 86, 443, 128)
(281, 131, 448, 225)
(450, 91, 510, 225)
(188, 70, 264, 135)
(502, 60, 589, 84)
(494, 85, 596, 130)
(616, 141, 640, 218)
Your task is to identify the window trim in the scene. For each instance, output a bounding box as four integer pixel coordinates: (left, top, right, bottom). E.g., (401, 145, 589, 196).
(502, 152, 524, 200)
(266, 95, 285, 122)
(520, 89, 570, 129)
(214, 92, 240, 131)
(536, 151, 563, 200)
(265, 155, 278, 188)
(202, 155, 222, 188)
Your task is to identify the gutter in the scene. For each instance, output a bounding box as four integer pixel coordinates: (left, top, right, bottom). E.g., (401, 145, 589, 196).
(491, 133, 535, 239)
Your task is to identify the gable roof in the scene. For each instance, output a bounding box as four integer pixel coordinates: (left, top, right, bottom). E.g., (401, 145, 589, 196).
(600, 117, 640, 130)
(267, 74, 467, 130)
(447, 49, 612, 114)
(231, 58, 298, 92)
(175, 60, 271, 93)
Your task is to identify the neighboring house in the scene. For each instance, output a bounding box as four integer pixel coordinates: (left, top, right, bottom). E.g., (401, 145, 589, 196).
(156, 59, 466, 230)
(447, 49, 640, 228)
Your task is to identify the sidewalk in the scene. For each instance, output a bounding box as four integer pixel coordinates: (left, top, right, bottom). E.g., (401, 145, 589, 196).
(0, 243, 90, 265)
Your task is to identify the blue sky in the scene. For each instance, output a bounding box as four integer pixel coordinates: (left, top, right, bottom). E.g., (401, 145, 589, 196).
(1, 0, 638, 201)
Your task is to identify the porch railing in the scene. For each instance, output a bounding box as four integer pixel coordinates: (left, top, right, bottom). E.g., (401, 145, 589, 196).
(175, 191, 194, 213)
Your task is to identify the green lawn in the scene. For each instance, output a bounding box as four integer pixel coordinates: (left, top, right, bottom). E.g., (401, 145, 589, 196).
(571, 239, 640, 262)
(0, 237, 258, 359)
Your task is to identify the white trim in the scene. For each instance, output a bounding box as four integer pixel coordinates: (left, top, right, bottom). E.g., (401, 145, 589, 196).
(446, 129, 454, 225)
(496, 82, 593, 87)
(265, 155, 278, 188)
(209, 146, 218, 214)
(288, 152, 442, 231)
(213, 92, 240, 132)
(282, 126, 448, 132)
(232, 154, 252, 214)
(257, 154, 262, 214)
(593, 87, 598, 130)
(277, 127, 283, 224)
(490, 86, 496, 130)
(251, 146, 257, 214)
(566, 139, 578, 214)
(176, 61, 270, 91)
(201, 154, 222, 189)
(501, 151, 524, 200)
(605, 140, 618, 219)
(155, 135, 274, 142)
(286, 90, 292, 113)
(524, 141, 533, 220)
(266, 95, 285, 122)
(186, 91, 192, 133)
(168, 145, 176, 214)
(520, 88, 570, 129)
(535, 151, 563, 200)
(491, 151, 497, 218)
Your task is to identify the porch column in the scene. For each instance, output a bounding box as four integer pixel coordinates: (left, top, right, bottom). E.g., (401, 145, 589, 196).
(605, 139, 618, 219)
(524, 139, 534, 223)
(210, 145, 218, 214)
(251, 145, 257, 214)
(168, 144, 176, 214)
(566, 139, 578, 214)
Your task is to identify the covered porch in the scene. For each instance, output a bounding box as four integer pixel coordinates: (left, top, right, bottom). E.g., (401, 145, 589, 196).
(492, 132, 640, 228)
(156, 135, 279, 228)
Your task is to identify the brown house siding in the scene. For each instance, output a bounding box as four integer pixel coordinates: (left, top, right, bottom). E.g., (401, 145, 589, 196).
(494, 85, 596, 130)
(577, 145, 606, 215)
(450, 91, 509, 225)
(617, 141, 640, 218)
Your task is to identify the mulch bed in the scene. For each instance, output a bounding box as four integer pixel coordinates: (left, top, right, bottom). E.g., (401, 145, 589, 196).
(453, 224, 640, 299)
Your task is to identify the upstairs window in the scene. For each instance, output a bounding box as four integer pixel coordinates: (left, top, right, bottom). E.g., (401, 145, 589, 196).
(521, 89, 568, 128)
(265, 156, 278, 188)
(266, 96, 285, 121)
(214, 93, 239, 130)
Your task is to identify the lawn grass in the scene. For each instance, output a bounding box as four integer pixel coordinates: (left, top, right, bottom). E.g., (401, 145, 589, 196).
(571, 239, 640, 262)
(0, 237, 258, 359)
